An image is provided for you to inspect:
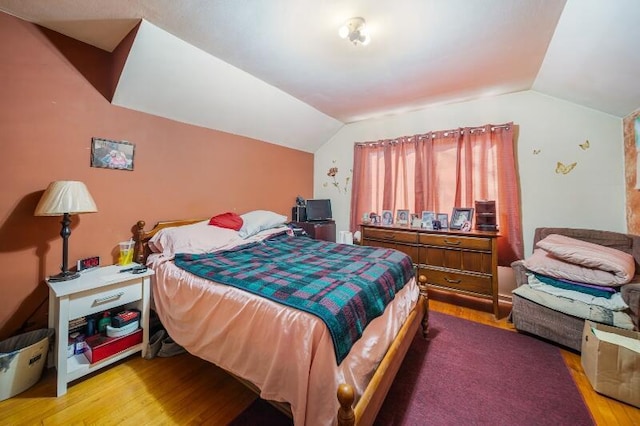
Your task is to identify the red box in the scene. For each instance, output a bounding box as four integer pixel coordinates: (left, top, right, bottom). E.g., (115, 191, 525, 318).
(84, 329, 142, 364)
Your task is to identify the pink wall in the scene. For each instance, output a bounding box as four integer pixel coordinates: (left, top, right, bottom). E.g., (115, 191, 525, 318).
(0, 13, 314, 339)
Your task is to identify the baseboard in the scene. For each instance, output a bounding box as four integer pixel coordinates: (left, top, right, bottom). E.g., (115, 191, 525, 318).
(428, 288, 512, 319)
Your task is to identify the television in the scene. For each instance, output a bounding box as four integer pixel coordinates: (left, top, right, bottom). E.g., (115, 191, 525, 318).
(305, 199, 332, 221)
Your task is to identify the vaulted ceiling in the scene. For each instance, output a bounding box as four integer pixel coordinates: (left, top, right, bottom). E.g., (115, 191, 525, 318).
(1, 0, 638, 152)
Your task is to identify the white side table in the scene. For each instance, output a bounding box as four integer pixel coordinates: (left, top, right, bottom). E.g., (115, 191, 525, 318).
(47, 264, 154, 396)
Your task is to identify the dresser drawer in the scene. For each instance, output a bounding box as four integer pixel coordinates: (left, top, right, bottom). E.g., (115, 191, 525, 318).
(418, 233, 491, 251)
(362, 227, 418, 244)
(68, 280, 142, 320)
(419, 268, 492, 296)
(418, 246, 493, 274)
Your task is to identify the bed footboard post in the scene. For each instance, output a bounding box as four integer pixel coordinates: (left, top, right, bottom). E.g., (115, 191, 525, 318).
(337, 383, 355, 426)
(133, 220, 146, 265)
(417, 274, 430, 338)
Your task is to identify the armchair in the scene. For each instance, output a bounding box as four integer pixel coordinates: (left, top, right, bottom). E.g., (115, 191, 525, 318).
(510, 227, 640, 352)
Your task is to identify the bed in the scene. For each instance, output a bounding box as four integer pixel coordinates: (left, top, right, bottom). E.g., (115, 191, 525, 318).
(131, 213, 429, 426)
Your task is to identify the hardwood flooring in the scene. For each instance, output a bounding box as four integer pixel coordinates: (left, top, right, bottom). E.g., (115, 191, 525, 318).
(1, 300, 638, 425)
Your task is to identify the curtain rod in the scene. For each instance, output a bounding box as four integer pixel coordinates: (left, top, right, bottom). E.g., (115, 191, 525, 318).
(354, 123, 512, 147)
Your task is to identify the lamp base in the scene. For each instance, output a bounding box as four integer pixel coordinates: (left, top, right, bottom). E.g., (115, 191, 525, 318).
(48, 270, 80, 282)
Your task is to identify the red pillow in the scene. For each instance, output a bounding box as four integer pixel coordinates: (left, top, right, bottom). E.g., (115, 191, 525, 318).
(208, 212, 243, 231)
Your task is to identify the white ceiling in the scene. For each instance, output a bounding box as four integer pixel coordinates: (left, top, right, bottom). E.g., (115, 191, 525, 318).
(1, 0, 638, 152)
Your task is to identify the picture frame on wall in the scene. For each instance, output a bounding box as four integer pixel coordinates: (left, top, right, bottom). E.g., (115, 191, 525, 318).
(91, 137, 135, 171)
(450, 207, 474, 230)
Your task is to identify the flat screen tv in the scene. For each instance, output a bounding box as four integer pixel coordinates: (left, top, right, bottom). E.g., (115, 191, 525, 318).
(305, 199, 332, 221)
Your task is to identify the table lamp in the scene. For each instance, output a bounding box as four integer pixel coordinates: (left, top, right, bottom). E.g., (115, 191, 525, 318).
(35, 181, 98, 282)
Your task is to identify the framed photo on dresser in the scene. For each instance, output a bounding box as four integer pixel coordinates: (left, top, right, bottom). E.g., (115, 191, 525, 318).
(381, 210, 394, 225)
(437, 213, 449, 229)
(450, 208, 474, 230)
(396, 209, 410, 225)
(421, 211, 436, 229)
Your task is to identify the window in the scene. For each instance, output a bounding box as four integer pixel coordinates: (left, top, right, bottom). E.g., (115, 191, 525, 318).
(350, 123, 523, 265)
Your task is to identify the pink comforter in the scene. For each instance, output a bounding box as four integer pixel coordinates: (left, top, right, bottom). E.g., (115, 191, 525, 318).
(148, 251, 418, 425)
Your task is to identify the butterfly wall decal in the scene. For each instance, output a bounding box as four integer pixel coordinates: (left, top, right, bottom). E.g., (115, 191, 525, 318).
(556, 161, 577, 175)
(533, 149, 541, 155)
(579, 140, 590, 150)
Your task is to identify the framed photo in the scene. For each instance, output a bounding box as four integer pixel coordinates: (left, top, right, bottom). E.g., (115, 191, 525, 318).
(91, 137, 135, 171)
(437, 213, 449, 229)
(450, 207, 474, 230)
(396, 209, 410, 225)
(421, 211, 436, 229)
(410, 214, 422, 228)
(381, 210, 394, 225)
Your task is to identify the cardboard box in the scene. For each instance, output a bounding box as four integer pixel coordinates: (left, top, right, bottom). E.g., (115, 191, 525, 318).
(84, 329, 142, 364)
(581, 321, 640, 408)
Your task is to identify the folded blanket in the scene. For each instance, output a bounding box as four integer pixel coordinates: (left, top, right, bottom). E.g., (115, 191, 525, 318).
(533, 273, 616, 299)
(525, 249, 624, 286)
(527, 273, 628, 311)
(513, 284, 634, 329)
(534, 234, 635, 285)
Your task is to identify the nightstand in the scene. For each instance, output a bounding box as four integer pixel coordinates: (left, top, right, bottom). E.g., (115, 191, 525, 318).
(291, 221, 336, 242)
(47, 264, 154, 396)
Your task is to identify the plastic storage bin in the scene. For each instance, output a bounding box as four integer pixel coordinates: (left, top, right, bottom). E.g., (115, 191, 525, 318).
(0, 328, 54, 401)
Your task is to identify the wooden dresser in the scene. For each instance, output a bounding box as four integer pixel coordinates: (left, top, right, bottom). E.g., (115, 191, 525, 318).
(360, 224, 499, 317)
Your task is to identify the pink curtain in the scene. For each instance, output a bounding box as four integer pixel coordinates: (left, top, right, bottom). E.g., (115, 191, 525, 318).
(350, 123, 523, 265)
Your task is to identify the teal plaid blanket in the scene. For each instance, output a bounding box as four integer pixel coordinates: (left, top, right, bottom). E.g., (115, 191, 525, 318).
(174, 233, 414, 364)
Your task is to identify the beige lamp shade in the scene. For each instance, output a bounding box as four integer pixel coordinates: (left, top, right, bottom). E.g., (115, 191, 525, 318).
(34, 181, 98, 216)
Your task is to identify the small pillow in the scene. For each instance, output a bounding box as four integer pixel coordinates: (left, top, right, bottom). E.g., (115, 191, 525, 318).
(524, 248, 627, 286)
(238, 210, 287, 239)
(536, 234, 635, 284)
(209, 212, 243, 231)
(149, 220, 242, 258)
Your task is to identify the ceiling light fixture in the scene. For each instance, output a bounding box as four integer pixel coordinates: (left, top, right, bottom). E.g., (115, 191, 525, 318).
(338, 17, 371, 46)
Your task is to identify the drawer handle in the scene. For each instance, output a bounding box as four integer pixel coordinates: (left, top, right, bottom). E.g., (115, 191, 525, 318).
(93, 292, 125, 306)
(382, 234, 396, 240)
(443, 239, 461, 246)
(444, 277, 461, 284)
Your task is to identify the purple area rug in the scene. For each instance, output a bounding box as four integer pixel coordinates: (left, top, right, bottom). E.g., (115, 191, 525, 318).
(229, 312, 594, 425)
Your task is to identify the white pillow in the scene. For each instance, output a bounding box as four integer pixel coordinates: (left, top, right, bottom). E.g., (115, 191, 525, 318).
(149, 220, 242, 258)
(238, 210, 287, 239)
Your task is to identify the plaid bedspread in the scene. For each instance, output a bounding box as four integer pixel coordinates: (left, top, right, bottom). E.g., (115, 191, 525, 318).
(174, 233, 414, 364)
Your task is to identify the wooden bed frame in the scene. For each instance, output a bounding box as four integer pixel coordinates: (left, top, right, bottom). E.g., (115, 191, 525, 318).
(133, 219, 429, 426)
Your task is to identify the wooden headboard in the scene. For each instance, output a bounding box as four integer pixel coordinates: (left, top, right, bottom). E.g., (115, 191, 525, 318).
(132, 219, 206, 264)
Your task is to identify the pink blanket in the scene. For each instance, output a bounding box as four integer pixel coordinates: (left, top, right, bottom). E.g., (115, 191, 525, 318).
(148, 253, 418, 425)
(525, 234, 636, 286)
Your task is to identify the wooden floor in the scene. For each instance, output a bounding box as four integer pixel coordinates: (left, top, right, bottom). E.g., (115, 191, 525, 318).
(2, 300, 639, 425)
